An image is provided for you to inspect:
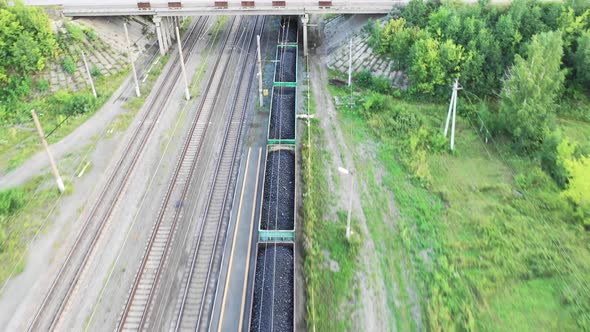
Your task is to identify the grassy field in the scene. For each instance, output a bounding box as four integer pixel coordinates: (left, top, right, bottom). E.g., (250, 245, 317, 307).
(0, 70, 129, 173)
(0, 175, 70, 287)
(326, 77, 590, 330)
(302, 84, 362, 331)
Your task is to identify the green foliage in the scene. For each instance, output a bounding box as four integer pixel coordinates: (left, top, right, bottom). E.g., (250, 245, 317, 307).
(90, 64, 101, 78)
(562, 154, 590, 227)
(64, 22, 85, 42)
(0, 188, 25, 217)
(408, 37, 446, 95)
(37, 79, 49, 93)
(500, 31, 566, 151)
(0, 2, 57, 106)
(402, 0, 438, 28)
(83, 27, 97, 41)
(574, 31, 590, 88)
(61, 57, 76, 74)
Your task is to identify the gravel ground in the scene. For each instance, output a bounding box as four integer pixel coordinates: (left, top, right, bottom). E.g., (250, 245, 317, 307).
(250, 243, 294, 332)
(274, 46, 297, 83)
(260, 149, 295, 231)
(269, 86, 296, 141)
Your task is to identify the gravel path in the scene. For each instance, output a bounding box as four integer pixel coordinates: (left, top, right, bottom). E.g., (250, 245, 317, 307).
(269, 86, 296, 141)
(261, 149, 295, 231)
(250, 243, 294, 332)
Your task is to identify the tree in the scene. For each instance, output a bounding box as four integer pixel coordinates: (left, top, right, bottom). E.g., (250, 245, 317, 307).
(562, 154, 590, 228)
(403, 0, 432, 28)
(500, 31, 566, 151)
(574, 30, 590, 87)
(408, 37, 445, 95)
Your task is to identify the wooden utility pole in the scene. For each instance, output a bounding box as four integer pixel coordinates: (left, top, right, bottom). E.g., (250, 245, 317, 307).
(80, 50, 97, 98)
(175, 26, 190, 101)
(31, 110, 65, 193)
(124, 22, 141, 97)
(256, 35, 263, 107)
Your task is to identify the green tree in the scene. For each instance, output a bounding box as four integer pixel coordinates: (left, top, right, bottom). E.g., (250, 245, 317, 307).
(408, 37, 445, 95)
(403, 0, 435, 28)
(562, 154, 590, 228)
(500, 31, 566, 151)
(574, 30, 590, 87)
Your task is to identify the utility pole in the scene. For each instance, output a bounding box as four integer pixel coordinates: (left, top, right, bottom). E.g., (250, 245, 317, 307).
(348, 38, 352, 87)
(338, 167, 354, 240)
(256, 35, 263, 107)
(443, 79, 461, 151)
(31, 110, 65, 193)
(124, 22, 141, 97)
(81, 50, 97, 98)
(175, 26, 190, 100)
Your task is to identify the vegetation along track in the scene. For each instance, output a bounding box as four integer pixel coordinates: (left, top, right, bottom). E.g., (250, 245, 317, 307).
(117, 16, 262, 331)
(26, 17, 210, 332)
(172, 16, 265, 332)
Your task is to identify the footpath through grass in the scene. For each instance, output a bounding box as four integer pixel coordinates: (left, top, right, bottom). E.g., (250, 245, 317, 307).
(327, 77, 590, 330)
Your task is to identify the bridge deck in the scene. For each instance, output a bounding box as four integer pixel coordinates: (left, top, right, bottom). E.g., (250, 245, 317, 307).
(25, 1, 402, 16)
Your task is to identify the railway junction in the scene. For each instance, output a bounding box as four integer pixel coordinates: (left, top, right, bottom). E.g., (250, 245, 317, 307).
(0, 2, 391, 331)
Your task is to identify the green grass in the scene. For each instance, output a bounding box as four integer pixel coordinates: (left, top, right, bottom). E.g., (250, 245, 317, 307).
(0, 70, 129, 173)
(303, 83, 361, 331)
(326, 78, 590, 330)
(0, 175, 69, 287)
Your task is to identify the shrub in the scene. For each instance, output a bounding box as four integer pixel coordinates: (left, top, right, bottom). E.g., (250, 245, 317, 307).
(0, 188, 25, 217)
(65, 22, 85, 42)
(83, 28, 97, 41)
(90, 64, 101, 77)
(37, 79, 49, 93)
(61, 57, 76, 74)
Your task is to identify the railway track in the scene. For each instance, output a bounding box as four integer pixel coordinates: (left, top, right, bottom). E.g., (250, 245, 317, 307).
(26, 17, 211, 332)
(172, 16, 265, 332)
(116, 16, 259, 331)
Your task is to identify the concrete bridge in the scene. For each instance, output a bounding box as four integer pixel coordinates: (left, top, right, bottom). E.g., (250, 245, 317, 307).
(25, 1, 402, 16)
(25, 0, 400, 59)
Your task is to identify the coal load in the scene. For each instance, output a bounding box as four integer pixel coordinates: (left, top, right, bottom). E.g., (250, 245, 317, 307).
(269, 86, 295, 141)
(274, 47, 297, 83)
(250, 244, 294, 332)
(261, 150, 295, 230)
(278, 16, 298, 43)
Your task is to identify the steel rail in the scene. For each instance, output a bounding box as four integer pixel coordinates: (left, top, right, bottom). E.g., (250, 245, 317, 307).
(173, 15, 265, 332)
(116, 16, 243, 332)
(26, 17, 209, 332)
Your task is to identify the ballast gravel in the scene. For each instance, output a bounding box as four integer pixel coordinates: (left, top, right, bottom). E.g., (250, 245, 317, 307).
(250, 243, 294, 332)
(260, 149, 295, 230)
(269, 86, 296, 141)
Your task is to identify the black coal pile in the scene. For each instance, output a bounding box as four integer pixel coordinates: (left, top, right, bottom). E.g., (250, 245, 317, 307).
(269, 86, 295, 140)
(250, 243, 294, 332)
(261, 149, 295, 230)
(274, 47, 297, 83)
(278, 16, 298, 44)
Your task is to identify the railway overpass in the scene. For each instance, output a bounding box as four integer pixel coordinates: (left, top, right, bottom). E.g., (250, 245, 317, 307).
(25, 1, 402, 16)
(26, 0, 400, 62)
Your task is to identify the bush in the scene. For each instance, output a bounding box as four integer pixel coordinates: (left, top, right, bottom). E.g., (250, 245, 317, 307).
(37, 79, 49, 93)
(540, 131, 570, 188)
(64, 22, 85, 42)
(61, 57, 76, 74)
(83, 28, 97, 41)
(0, 188, 25, 217)
(90, 64, 101, 77)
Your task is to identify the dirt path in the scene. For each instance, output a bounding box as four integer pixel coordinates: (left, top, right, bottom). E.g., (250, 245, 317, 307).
(309, 19, 393, 330)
